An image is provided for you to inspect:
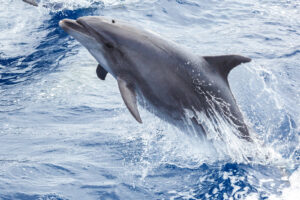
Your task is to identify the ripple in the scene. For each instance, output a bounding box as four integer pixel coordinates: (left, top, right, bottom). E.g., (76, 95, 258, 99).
(0, 0, 299, 199)
(0, 193, 67, 200)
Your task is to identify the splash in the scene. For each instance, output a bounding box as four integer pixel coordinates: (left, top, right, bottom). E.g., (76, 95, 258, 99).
(23, 0, 153, 11)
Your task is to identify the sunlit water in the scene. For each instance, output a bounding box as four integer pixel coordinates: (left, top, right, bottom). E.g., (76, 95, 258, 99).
(0, 0, 299, 199)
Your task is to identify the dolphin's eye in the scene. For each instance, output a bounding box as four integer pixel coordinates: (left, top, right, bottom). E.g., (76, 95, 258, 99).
(112, 19, 115, 23)
(105, 42, 114, 49)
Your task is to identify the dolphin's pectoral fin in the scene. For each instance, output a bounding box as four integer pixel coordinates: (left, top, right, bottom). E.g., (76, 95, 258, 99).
(117, 77, 142, 123)
(203, 55, 251, 79)
(96, 64, 108, 80)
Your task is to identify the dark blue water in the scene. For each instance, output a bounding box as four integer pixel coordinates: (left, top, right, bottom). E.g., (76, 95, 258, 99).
(0, 0, 299, 199)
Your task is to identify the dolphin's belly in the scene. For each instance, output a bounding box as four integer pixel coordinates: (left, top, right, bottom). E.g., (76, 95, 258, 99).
(135, 73, 209, 137)
(136, 70, 249, 140)
(137, 89, 208, 138)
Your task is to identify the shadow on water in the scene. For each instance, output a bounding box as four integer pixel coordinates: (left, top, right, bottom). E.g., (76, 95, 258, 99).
(0, 7, 100, 87)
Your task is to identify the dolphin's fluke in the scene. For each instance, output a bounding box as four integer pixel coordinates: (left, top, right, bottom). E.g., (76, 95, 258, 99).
(117, 77, 142, 123)
(96, 64, 108, 80)
(23, 0, 38, 7)
(203, 55, 251, 79)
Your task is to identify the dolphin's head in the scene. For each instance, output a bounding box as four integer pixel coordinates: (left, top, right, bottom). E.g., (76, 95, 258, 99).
(59, 16, 153, 78)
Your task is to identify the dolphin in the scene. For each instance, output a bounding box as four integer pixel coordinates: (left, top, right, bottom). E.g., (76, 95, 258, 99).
(23, 0, 38, 7)
(59, 16, 252, 141)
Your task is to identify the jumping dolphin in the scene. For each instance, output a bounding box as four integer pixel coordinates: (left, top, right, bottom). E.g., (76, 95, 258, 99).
(59, 16, 252, 141)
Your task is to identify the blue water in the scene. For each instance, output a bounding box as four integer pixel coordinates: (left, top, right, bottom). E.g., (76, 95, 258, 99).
(0, 0, 299, 199)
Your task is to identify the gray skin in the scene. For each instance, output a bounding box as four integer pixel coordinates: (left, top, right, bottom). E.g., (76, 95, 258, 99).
(23, 0, 38, 7)
(59, 16, 252, 141)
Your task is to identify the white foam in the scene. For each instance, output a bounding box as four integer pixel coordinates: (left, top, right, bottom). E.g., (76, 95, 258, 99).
(268, 168, 300, 200)
(0, 1, 49, 58)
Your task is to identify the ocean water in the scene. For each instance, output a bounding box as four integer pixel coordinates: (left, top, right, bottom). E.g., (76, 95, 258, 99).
(0, 0, 299, 199)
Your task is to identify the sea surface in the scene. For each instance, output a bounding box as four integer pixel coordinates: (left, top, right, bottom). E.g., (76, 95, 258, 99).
(0, 0, 299, 199)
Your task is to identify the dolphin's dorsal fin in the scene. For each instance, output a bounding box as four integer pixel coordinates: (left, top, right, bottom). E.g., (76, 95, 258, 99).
(117, 77, 142, 123)
(203, 55, 251, 79)
(96, 64, 108, 80)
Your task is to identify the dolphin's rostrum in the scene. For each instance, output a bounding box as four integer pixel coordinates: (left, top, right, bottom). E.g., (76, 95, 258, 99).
(59, 17, 252, 141)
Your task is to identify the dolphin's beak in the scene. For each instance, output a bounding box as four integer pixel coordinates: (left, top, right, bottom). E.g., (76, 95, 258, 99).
(59, 19, 90, 37)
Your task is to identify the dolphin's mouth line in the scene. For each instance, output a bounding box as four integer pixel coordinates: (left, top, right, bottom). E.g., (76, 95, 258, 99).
(59, 19, 92, 39)
(75, 19, 97, 40)
(75, 19, 86, 32)
(76, 19, 115, 48)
